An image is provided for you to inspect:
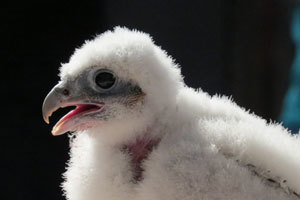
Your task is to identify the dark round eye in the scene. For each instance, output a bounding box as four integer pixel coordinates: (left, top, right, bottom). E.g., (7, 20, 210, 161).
(95, 71, 116, 89)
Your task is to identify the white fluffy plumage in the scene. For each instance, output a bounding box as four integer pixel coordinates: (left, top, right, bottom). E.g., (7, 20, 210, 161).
(54, 27, 300, 200)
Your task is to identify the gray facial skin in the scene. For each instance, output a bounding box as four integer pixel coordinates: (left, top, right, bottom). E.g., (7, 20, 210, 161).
(42, 67, 145, 135)
(78, 67, 143, 101)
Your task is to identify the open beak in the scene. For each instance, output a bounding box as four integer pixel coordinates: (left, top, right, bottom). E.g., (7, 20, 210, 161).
(42, 83, 103, 136)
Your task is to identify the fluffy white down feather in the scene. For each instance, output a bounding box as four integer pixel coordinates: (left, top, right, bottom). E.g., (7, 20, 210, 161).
(59, 27, 300, 200)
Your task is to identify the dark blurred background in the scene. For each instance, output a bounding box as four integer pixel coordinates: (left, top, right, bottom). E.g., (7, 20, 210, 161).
(2, 1, 297, 199)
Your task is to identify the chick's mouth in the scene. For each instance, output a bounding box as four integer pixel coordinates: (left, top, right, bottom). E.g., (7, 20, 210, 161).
(52, 104, 104, 136)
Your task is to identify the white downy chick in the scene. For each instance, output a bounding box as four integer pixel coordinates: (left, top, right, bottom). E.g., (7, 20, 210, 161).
(43, 27, 300, 200)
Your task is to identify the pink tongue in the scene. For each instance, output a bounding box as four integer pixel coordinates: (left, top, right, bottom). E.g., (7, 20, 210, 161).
(60, 104, 101, 123)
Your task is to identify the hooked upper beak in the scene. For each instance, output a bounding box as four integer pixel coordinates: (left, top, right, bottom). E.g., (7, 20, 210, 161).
(42, 83, 71, 124)
(42, 82, 104, 136)
(42, 83, 74, 135)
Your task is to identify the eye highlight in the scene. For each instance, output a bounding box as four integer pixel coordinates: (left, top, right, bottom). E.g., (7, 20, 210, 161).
(95, 70, 116, 90)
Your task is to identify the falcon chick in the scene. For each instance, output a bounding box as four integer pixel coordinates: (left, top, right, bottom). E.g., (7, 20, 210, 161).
(43, 27, 300, 200)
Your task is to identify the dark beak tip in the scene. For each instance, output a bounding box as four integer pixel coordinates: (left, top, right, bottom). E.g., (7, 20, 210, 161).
(44, 117, 50, 124)
(42, 102, 50, 124)
(42, 84, 61, 125)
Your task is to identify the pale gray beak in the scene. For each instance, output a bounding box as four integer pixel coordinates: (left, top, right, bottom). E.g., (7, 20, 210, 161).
(42, 82, 71, 124)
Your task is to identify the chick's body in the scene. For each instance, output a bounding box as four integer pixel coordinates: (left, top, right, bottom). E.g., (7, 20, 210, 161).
(43, 27, 300, 200)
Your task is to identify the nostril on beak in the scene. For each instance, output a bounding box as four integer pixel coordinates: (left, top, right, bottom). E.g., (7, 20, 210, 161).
(62, 89, 70, 96)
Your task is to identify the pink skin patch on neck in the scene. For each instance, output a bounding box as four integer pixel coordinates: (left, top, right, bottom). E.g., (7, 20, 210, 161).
(123, 137, 161, 183)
